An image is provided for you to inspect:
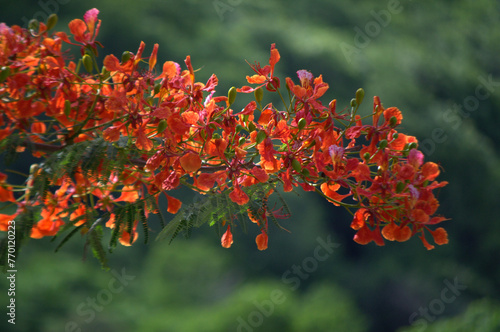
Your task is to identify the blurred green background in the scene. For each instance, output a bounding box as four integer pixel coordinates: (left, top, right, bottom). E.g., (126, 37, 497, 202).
(1, 0, 500, 331)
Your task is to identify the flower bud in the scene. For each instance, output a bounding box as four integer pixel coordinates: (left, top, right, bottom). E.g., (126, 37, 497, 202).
(100, 67, 110, 80)
(355, 88, 365, 105)
(254, 87, 263, 104)
(121, 51, 132, 63)
(28, 19, 39, 31)
(298, 118, 306, 130)
(228, 86, 237, 105)
(46, 14, 58, 31)
(389, 116, 398, 127)
(396, 181, 405, 193)
(64, 100, 71, 116)
(154, 83, 161, 95)
(235, 124, 244, 133)
(256, 130, 266, 144)
(30, 163, 39, 175)
(82, 54, 93, 73)
(157, 120, 167, 134)
(350, 98, 357, 108)
(247, 122, 256, 132)
(363, 152, 371, 161)
(291, 158, 301, 172)
(0, 66, 10, 83)
(408, 142, 418, 150)
(238, 136, 246, 146)
(379, 139, 388, 149)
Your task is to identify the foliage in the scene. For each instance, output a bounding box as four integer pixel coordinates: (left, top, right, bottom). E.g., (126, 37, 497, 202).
(399, 299, 500, 332)
(0, 9, 449, 269)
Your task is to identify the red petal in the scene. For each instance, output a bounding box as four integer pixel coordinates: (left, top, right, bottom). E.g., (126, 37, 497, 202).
(221, 226, 233, 248)
(353, 225, 372, 245)
(165, 194, 182, 214)
(135, 128, 153, 151)
(179, 152, 201, 173)
(68, 19, 87, 42)
(256, 232, 268, 250)
(430, 227, 448, 245)
(103, 54, 121, 72)
(229, 185, 249, 205)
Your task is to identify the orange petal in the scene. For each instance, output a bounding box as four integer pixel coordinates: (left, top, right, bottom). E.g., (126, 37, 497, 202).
(246, 74, 267, 84)
(229, 185, 249, 205)
(161, 61, 180, 79)
(179, 152, 201, 173)
(119, 231, 138, 246)
(116, 186, 139, 203)
(420, 234, 435, 250)
(165, 194, 182, 214)
(256, 232, 268, 250)
(430, 227, 448, 245)
(394, 226, 412, 242)
(103, 54, 121, 72)
(269, 44, 280, 69)
(382, 222, 398, 241)
(0, 186, 15, 202)
(68, 19, 87, 41)
(421, 162, 440, 181)
(351, 208, 368, 230)
(353, 225, 372, 245)
(251, 166, 269, 183)
(221, 226, 233, 248)
(103, 125, 121, 142)
(135, 128, 153, 151)
(258, 108, 274, 125)
(149, 43, 158, 71)
(383, 107, 402, 126)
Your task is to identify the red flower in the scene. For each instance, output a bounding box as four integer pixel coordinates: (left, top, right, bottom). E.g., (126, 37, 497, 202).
(239, 44, 281, 92)
(64, 8, 102, 53)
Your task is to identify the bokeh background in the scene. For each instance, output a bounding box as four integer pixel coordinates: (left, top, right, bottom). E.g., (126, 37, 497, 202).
(1, 0, 500, 331)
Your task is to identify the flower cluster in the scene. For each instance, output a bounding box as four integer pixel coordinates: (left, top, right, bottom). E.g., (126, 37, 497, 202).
(0, 9, 448, 251)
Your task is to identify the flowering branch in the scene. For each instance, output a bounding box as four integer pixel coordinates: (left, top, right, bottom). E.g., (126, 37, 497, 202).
(0, 9, 449, 266)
